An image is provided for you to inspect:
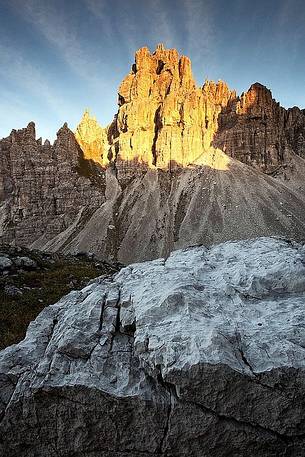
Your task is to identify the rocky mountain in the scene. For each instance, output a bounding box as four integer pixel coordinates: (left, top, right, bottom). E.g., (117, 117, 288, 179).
(1, 45, 305, 263)
(77, 44, 305, 176)
(1, 237, 305, 456)
(0, 122, 104, 247)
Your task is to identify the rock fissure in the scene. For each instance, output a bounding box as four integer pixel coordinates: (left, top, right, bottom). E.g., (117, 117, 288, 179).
(154, 366, 179, 455)
(109, 288, 122, 352)
(234, 330, 255, 375)
(99, 294, 107, 331)
(44, 317, 59, 353)
(151, 367, 303, 453)
(184, 397, 305, 443)
(0, 380, 17, 424)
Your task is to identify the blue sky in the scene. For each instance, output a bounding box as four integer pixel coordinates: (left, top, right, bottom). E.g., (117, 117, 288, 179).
(0, 0, 304, 140)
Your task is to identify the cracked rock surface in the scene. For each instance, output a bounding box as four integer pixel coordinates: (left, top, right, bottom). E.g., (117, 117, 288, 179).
(1, 237, 305, 456)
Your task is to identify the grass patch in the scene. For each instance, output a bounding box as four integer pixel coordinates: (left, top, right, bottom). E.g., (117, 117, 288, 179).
(0, 251, 120, 350)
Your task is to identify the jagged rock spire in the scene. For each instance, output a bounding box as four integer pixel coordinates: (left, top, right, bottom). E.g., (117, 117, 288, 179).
(74, 45, 305, 177)
(75, 110, 108, 165)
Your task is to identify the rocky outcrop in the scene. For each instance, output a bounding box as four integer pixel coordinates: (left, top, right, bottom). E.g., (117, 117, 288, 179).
(0, 122, 105, 247)
(2, 120, 305, 264)
(94, 44, 237, 179)
(1, 237, 305, 456)
(75, 110, 109, 166)
(75, 45, 305, 177)
(213, 82, 305, 173)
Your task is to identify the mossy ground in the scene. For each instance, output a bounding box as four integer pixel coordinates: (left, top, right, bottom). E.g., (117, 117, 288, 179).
(0, 250, 119, 350)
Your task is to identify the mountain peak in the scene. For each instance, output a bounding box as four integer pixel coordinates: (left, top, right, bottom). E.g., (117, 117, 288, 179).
(156, 42, 165, 50)
(74, 45, 305, 178)
(8, 121, 36, 145)
(75, 110, 108, 165)
(109, 45, 234, 173)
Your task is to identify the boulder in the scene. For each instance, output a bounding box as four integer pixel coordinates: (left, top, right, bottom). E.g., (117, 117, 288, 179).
(13, 256, 37, 270)
(3, 284, 23, 297)
(0, 256, 13, 271)
(1, 237, 305, 456)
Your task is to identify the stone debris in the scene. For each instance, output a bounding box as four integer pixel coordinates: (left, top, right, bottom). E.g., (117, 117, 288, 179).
(3, 284, 22, 297)
(0, 256, 13, 271)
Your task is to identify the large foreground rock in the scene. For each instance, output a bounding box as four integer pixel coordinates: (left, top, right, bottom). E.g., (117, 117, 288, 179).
(1, 237, 305, 456)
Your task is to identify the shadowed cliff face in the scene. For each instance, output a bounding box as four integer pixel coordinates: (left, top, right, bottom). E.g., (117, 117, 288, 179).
(2, 45, 305, 263)
(0, 122, 105, 247)
(213, 82, 305, 174)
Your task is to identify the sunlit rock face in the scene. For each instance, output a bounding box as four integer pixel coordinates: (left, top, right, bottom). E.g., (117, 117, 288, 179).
(77, 44, 237, 178)
(75, 110, 109, 166)
(75, 45, 305, 177)
(2, 237, 305, 456)
(111, 44, 237, 176)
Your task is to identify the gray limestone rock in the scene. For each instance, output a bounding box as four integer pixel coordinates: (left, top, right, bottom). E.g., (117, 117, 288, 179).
(3, 284, 23, 297)
(0, 256, 12, 270)
(1, 237, 305, 456)
(13, 256, 37, 270)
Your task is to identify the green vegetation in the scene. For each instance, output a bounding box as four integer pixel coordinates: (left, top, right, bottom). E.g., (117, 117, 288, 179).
(0, 249, 119, 350)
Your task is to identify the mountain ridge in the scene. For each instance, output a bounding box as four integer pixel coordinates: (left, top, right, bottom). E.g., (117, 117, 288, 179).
(1, 45, 305, 263)
(74, 44, 305, 177)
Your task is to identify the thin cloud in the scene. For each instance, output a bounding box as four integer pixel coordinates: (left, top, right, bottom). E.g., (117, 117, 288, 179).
(182, 0, 215, 78)
(147, 0, 177, 49)
(110, 2, 138, 58)
(116, 0, 177, 56)
(84, 0, 116, 42)
(275, 0, 305, 64)
(84, 0, 177, 58)
(85, 0, 107, 17)
(0, 43, 64, 117)
(9, 0, 106, 89)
